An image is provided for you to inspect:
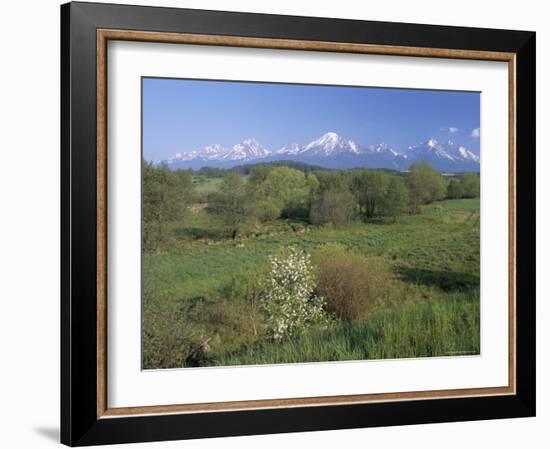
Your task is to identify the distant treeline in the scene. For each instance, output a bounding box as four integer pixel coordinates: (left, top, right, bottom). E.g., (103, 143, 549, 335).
(186, 160, 416, 177)
(142, 160, 480, 249)
(192, 160, 328, 177)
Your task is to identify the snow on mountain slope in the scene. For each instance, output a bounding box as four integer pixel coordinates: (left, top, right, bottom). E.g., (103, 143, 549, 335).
(406, 139, 480, 171)
(166, 138, 269, 165)
(299, 132, 360, 156)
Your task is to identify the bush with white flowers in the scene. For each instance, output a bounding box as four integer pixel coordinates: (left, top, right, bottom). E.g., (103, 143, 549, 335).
(261, 247, 327, 340)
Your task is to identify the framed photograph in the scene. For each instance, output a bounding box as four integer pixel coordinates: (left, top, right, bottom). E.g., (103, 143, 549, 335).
(61, 1, 536, 446)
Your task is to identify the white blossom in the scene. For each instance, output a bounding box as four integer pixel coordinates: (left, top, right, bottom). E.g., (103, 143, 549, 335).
(260, 247, 327, 340)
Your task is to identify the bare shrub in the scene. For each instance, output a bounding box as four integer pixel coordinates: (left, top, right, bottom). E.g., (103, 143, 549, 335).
(313, 244, 393, 323)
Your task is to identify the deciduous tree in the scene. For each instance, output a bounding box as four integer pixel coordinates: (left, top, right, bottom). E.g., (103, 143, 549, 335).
(380, 176, 409, 222)
(309, 189, 356, 226)
(208, 173, 249, 239)
(142, 161, 192, 252)
(406, 162, 445, 213)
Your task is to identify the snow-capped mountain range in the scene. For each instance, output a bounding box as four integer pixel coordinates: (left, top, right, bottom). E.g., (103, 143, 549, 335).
(160, 132, 480, 172)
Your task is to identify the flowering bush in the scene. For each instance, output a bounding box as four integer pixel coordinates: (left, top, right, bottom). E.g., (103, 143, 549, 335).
(261, 247, 327, 340)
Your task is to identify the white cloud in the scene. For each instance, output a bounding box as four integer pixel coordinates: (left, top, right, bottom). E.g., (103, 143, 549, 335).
(441, 126, 459, 133)
(470, 127, 480, 138)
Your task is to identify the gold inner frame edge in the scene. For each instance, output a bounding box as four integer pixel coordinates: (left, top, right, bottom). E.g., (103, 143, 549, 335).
(96, 28, 517, 419)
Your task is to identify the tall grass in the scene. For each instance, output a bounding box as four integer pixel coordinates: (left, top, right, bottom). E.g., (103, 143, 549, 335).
(213, 290, 479, 366)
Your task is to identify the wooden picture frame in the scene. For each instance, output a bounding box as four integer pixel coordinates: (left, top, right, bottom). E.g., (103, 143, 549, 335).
(61, 1, 535, 446)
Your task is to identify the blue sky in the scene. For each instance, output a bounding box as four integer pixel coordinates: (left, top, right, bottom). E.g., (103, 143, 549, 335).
(143, 77, 480, 162)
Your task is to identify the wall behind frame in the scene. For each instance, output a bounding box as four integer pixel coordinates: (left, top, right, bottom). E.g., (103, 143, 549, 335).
(0, 0, 546, 448)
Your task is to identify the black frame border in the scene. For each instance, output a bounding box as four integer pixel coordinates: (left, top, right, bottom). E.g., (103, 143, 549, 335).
(61, 2, 536, 446)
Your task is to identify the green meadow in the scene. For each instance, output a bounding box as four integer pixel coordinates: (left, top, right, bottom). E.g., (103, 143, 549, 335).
(142, 162, 480, 369)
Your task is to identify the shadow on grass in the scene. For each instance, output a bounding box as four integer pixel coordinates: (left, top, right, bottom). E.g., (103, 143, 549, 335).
(361, 215, 411, 225)
(395, 266, 479, 291)
(173, 227, 230, 240)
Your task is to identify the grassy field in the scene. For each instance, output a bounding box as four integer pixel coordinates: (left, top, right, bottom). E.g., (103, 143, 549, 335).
(143, 188, 480, 369)
(192, 176, 224, 194)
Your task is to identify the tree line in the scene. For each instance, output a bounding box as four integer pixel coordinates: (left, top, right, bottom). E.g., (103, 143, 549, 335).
(192, 160, 327, 178)
(142, 160, 480, 249)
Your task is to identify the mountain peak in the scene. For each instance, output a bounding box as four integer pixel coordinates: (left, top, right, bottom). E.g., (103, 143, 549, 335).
(427, 138, 438, 148)
(303, 131, 357, 155)
(309, 132, 342, 146)
(275, 143, 301, 155)
(222, 138, 269, 160)
(242, 137, 260, 146)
